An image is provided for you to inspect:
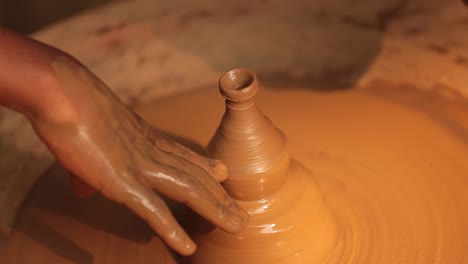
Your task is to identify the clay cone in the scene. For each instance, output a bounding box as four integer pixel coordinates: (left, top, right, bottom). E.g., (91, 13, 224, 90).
(188, 69, 341, 263)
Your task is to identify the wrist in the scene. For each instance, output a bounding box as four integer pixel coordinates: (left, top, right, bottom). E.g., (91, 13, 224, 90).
(0, 28, 77, 122)
(20, 68, 77, 124)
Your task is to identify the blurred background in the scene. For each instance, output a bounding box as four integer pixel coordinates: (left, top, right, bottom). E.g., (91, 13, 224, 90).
(0, 0, 117, 34)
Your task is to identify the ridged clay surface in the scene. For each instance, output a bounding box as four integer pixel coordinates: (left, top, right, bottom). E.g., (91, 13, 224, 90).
(139, 79, 468, 263)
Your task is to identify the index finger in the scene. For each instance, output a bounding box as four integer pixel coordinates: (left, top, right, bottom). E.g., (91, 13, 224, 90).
(155, 133, 228, 182)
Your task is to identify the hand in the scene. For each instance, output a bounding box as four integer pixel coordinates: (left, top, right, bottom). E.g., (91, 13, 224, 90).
(28, 56, 248, 256)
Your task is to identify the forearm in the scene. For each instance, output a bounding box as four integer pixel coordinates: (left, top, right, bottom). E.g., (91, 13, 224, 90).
(0, 27, 72, 120)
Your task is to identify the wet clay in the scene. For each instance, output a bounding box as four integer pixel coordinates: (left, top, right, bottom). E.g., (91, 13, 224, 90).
(137, 70, 468, 263)
(188, 69, 340, 263)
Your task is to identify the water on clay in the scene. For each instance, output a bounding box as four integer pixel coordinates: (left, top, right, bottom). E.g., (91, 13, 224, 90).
(138, 80, 468, 263)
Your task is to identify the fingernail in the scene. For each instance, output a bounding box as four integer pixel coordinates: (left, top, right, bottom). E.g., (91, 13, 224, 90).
(228, 213, 249, 233)
(211, 160, 228, 181)
(227, 203, 249, 232)
(182, 238, 197, 256)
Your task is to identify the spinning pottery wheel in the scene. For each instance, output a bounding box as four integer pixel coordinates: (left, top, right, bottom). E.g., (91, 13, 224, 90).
(2, 0, 468, 263)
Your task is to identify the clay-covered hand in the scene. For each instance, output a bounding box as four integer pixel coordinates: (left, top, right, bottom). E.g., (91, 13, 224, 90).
(36, 57, 248, 255)
(0, 28, 247, 256)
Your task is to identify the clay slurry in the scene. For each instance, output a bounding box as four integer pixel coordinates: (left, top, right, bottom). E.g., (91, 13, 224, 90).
(138, 69, 468, 263)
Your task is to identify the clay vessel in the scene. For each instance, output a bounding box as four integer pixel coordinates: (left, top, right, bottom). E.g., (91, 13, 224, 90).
(187, 69, 341, 263)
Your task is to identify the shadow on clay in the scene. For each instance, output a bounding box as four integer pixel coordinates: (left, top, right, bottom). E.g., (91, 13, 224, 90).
(18, 213, 93, 264)
(28, 164, 153, 244)
(0, 134, 56, 240)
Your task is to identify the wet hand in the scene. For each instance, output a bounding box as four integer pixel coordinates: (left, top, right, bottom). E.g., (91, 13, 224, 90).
(29, 56, 248, 256)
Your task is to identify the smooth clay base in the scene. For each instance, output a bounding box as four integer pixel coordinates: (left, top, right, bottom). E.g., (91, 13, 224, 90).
(138, 83, 468, 263)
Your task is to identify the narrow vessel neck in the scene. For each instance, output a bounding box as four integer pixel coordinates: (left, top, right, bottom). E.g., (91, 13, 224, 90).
(207, 68, 290, 201)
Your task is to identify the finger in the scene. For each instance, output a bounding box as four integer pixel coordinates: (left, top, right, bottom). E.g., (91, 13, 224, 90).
(156, 134, 228, 182)
(117, 180, 196, 256)
(68, 172, 97, 197)
(140, 165, 248, 234)
(154, 150, 228, 191)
